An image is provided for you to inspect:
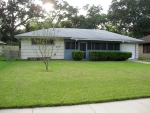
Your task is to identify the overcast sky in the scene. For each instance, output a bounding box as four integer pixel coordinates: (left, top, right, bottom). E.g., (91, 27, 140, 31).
(64, 0, 113, 14)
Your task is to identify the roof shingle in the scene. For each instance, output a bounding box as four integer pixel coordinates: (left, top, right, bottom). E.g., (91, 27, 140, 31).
(139, 35, 150, 43)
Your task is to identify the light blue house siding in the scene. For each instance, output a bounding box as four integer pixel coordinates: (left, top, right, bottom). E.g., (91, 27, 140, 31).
(64, 39, 120, 60)
(64, 39, 78, 60)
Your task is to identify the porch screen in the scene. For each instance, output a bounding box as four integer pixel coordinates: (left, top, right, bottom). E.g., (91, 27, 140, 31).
(87, 42, 120, 50)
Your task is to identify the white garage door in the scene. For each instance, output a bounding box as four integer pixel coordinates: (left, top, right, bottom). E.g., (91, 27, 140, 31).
(120, 43, 136, 59)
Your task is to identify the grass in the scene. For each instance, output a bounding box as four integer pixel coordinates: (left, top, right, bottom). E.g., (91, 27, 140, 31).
(0, 59, 150, 109)
(139, 58, 150, 62)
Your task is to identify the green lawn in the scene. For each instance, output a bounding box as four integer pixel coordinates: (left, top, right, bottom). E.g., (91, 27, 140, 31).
(0, 60, 150, 109)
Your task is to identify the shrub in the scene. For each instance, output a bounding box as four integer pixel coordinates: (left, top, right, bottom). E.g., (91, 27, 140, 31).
(89, 51, 99, 61)
(89, 51, 132, 61)
(72, 50, 84, 61)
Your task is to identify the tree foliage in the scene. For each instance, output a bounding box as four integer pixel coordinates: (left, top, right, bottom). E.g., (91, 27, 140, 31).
(107, 0, 150, 38)
(57, 3, 107, 29)
(132, 15, 150, 38)
(83, 4, 107, 29)
(25, 0, 107, 30)
(2, 0, 149, 42)
(25, 18, 54, 32)
(0, 0, 44, 41)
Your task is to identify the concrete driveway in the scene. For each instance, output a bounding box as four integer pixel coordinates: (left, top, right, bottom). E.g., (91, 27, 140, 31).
(0, 98, 150, 113)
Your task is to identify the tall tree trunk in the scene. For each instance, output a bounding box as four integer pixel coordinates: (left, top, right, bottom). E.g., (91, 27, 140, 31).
(10, 29, 14, 41)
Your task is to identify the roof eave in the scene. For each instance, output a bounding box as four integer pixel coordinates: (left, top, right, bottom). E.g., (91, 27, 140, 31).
(71, 38, 143, 43)
(15, 36, 71, 39)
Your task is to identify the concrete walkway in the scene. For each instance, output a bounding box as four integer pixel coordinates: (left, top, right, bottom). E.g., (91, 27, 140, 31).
(133, 60, 150, 64)
(0, 98, 150, 113)
(128, 59, 150, 64)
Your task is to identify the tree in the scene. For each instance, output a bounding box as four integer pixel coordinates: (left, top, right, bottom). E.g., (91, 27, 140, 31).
(58, 15, 87, 28)
(0, 0, 44, 42)
(25, 17, 59, 71)
(83, 4, 101, 28)
(58, 4, 107, 29)
(24, 1, 107, 30)
(30, 28, 59, 71)
(132, 15, 150, 38)
(105, 23, 122, 34)
(107, 0, 150, 37)
(25, 18, 54, 32)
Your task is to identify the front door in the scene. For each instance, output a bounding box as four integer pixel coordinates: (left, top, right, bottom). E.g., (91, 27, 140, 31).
(80, 43, 86, 59)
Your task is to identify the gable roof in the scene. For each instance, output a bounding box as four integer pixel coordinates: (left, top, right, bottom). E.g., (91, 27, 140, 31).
(15, 28, 143, 43)
(0, 41, 6, 45)
(139, 35, 150, 43)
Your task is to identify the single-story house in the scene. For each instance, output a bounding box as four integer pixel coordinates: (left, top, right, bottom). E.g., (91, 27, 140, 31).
(139, 35, 150, 58)
(15, 28, 143, 60)
(0, 41, 6, 55)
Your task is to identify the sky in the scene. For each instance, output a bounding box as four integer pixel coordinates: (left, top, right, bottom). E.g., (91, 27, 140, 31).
(64, 0, 113, 14)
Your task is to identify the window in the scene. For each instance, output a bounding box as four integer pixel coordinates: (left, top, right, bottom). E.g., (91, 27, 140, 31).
(95, 43, 100, 50)
(114, 43, 120, 50)
(92, 43, 95, 50)
(65, 42, 70, 49)
(71, 42, 75, 49)
(88, 42, 120, 51)
(31, 39, 54, 45)
(87, 42, 91, 50)
(143, 44, 150, 53)
(108, 43, 113, 50)
(76, 42, 78, 49)
(101, 43, 106, 50)
(108, 43, 120, 50)
(65, 41, 77, 49)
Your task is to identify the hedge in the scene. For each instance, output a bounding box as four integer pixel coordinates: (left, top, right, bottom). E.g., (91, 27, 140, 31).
(72, 50, 84, 61)
(89, 51, 132, 61)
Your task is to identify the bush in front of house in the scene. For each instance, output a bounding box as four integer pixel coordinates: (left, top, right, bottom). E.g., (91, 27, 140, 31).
(89, 51, 99, 61)
(72, 50, 84, 61)
(89, 51, 132, 61)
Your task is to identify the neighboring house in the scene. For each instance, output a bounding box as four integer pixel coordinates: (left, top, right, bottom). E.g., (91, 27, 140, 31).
(15, 28, 143, 60)
(0, 41, 6, 55)
(139, 35, 150, 58)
